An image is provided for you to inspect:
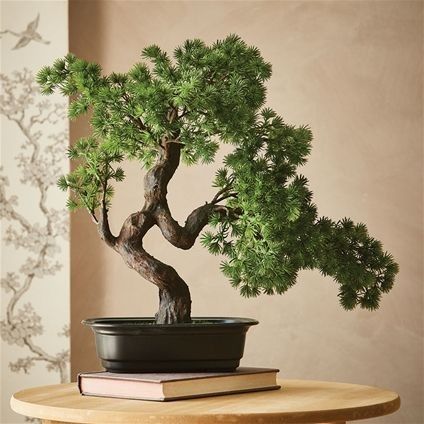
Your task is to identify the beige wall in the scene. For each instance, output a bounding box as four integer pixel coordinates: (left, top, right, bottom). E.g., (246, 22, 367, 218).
(70, 2, 422, 423)
(1, 2, 70, 423)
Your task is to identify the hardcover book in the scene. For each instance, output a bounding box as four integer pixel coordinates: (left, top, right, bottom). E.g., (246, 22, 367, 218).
(78, 367, 280, 401)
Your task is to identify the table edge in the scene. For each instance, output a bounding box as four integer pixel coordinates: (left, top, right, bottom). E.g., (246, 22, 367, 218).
(10, 380, 401, 424)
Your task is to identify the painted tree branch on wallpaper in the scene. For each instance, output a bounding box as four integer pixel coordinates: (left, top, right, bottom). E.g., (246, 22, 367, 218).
(0, 69, 69, 383)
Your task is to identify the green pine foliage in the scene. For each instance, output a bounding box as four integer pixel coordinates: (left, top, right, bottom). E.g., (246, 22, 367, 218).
(37, 35, 398, 311)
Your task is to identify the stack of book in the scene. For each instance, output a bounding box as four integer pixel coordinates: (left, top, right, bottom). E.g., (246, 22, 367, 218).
(78, 367, 280, 401)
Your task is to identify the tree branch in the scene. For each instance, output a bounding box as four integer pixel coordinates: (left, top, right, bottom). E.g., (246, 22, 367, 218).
(119, 83, 156, 141)
(147, 150, 239, 249)
(154, 203, 214, 250)
(155, 202, 241, 250)
(0, 189, 32, 232)
(97, 178, 117, 247)
(211, 183, 237, 204)
(214, 192, 237, 204)
(98, 207, 116, 247)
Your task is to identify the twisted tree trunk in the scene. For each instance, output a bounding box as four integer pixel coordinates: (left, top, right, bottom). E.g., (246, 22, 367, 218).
(97, 140, 231, 324)
(114, 209, 192, 324)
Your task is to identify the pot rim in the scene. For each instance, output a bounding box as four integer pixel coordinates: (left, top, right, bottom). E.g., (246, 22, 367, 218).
(82, 316, 259, 328)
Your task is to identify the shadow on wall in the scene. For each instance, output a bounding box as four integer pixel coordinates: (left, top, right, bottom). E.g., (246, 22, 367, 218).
(70, 0, 107, 377)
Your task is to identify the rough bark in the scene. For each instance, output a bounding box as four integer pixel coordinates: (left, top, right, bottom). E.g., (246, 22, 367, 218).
(113, 210, 192, 324)
(98, 140, 233, 324)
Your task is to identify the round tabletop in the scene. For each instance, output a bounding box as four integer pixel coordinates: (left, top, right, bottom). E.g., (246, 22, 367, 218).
(11, 379, 400, 424)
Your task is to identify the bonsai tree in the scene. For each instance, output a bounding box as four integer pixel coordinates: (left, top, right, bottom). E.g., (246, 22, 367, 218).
(37, 35, 398, 324)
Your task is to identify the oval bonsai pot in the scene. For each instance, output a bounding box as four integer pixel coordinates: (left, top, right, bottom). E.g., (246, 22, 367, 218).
(83, 317, 258, 373)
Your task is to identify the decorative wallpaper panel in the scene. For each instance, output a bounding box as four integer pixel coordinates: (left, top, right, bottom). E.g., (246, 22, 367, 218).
(0, 2, 69, 423)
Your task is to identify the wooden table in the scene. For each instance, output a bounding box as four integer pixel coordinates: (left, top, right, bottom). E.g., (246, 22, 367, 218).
(11, 379, 400, 424)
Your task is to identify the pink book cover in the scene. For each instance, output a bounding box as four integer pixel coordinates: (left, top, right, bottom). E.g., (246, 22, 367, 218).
(77, 367, 280, 401)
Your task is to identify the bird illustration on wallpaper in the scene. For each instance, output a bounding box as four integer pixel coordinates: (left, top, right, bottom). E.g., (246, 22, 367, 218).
(0, 13, 50, 50)
(0, 69, 69, 383)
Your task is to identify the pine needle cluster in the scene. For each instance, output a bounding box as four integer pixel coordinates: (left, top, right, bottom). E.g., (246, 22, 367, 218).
(37, 35, 398, 310)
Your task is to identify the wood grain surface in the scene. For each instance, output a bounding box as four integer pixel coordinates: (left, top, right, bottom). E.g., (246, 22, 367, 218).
(11, 379, 400, 424)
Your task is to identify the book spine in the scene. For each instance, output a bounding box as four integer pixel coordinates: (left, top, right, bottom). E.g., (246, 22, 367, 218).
(76, 373, 83, 395)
